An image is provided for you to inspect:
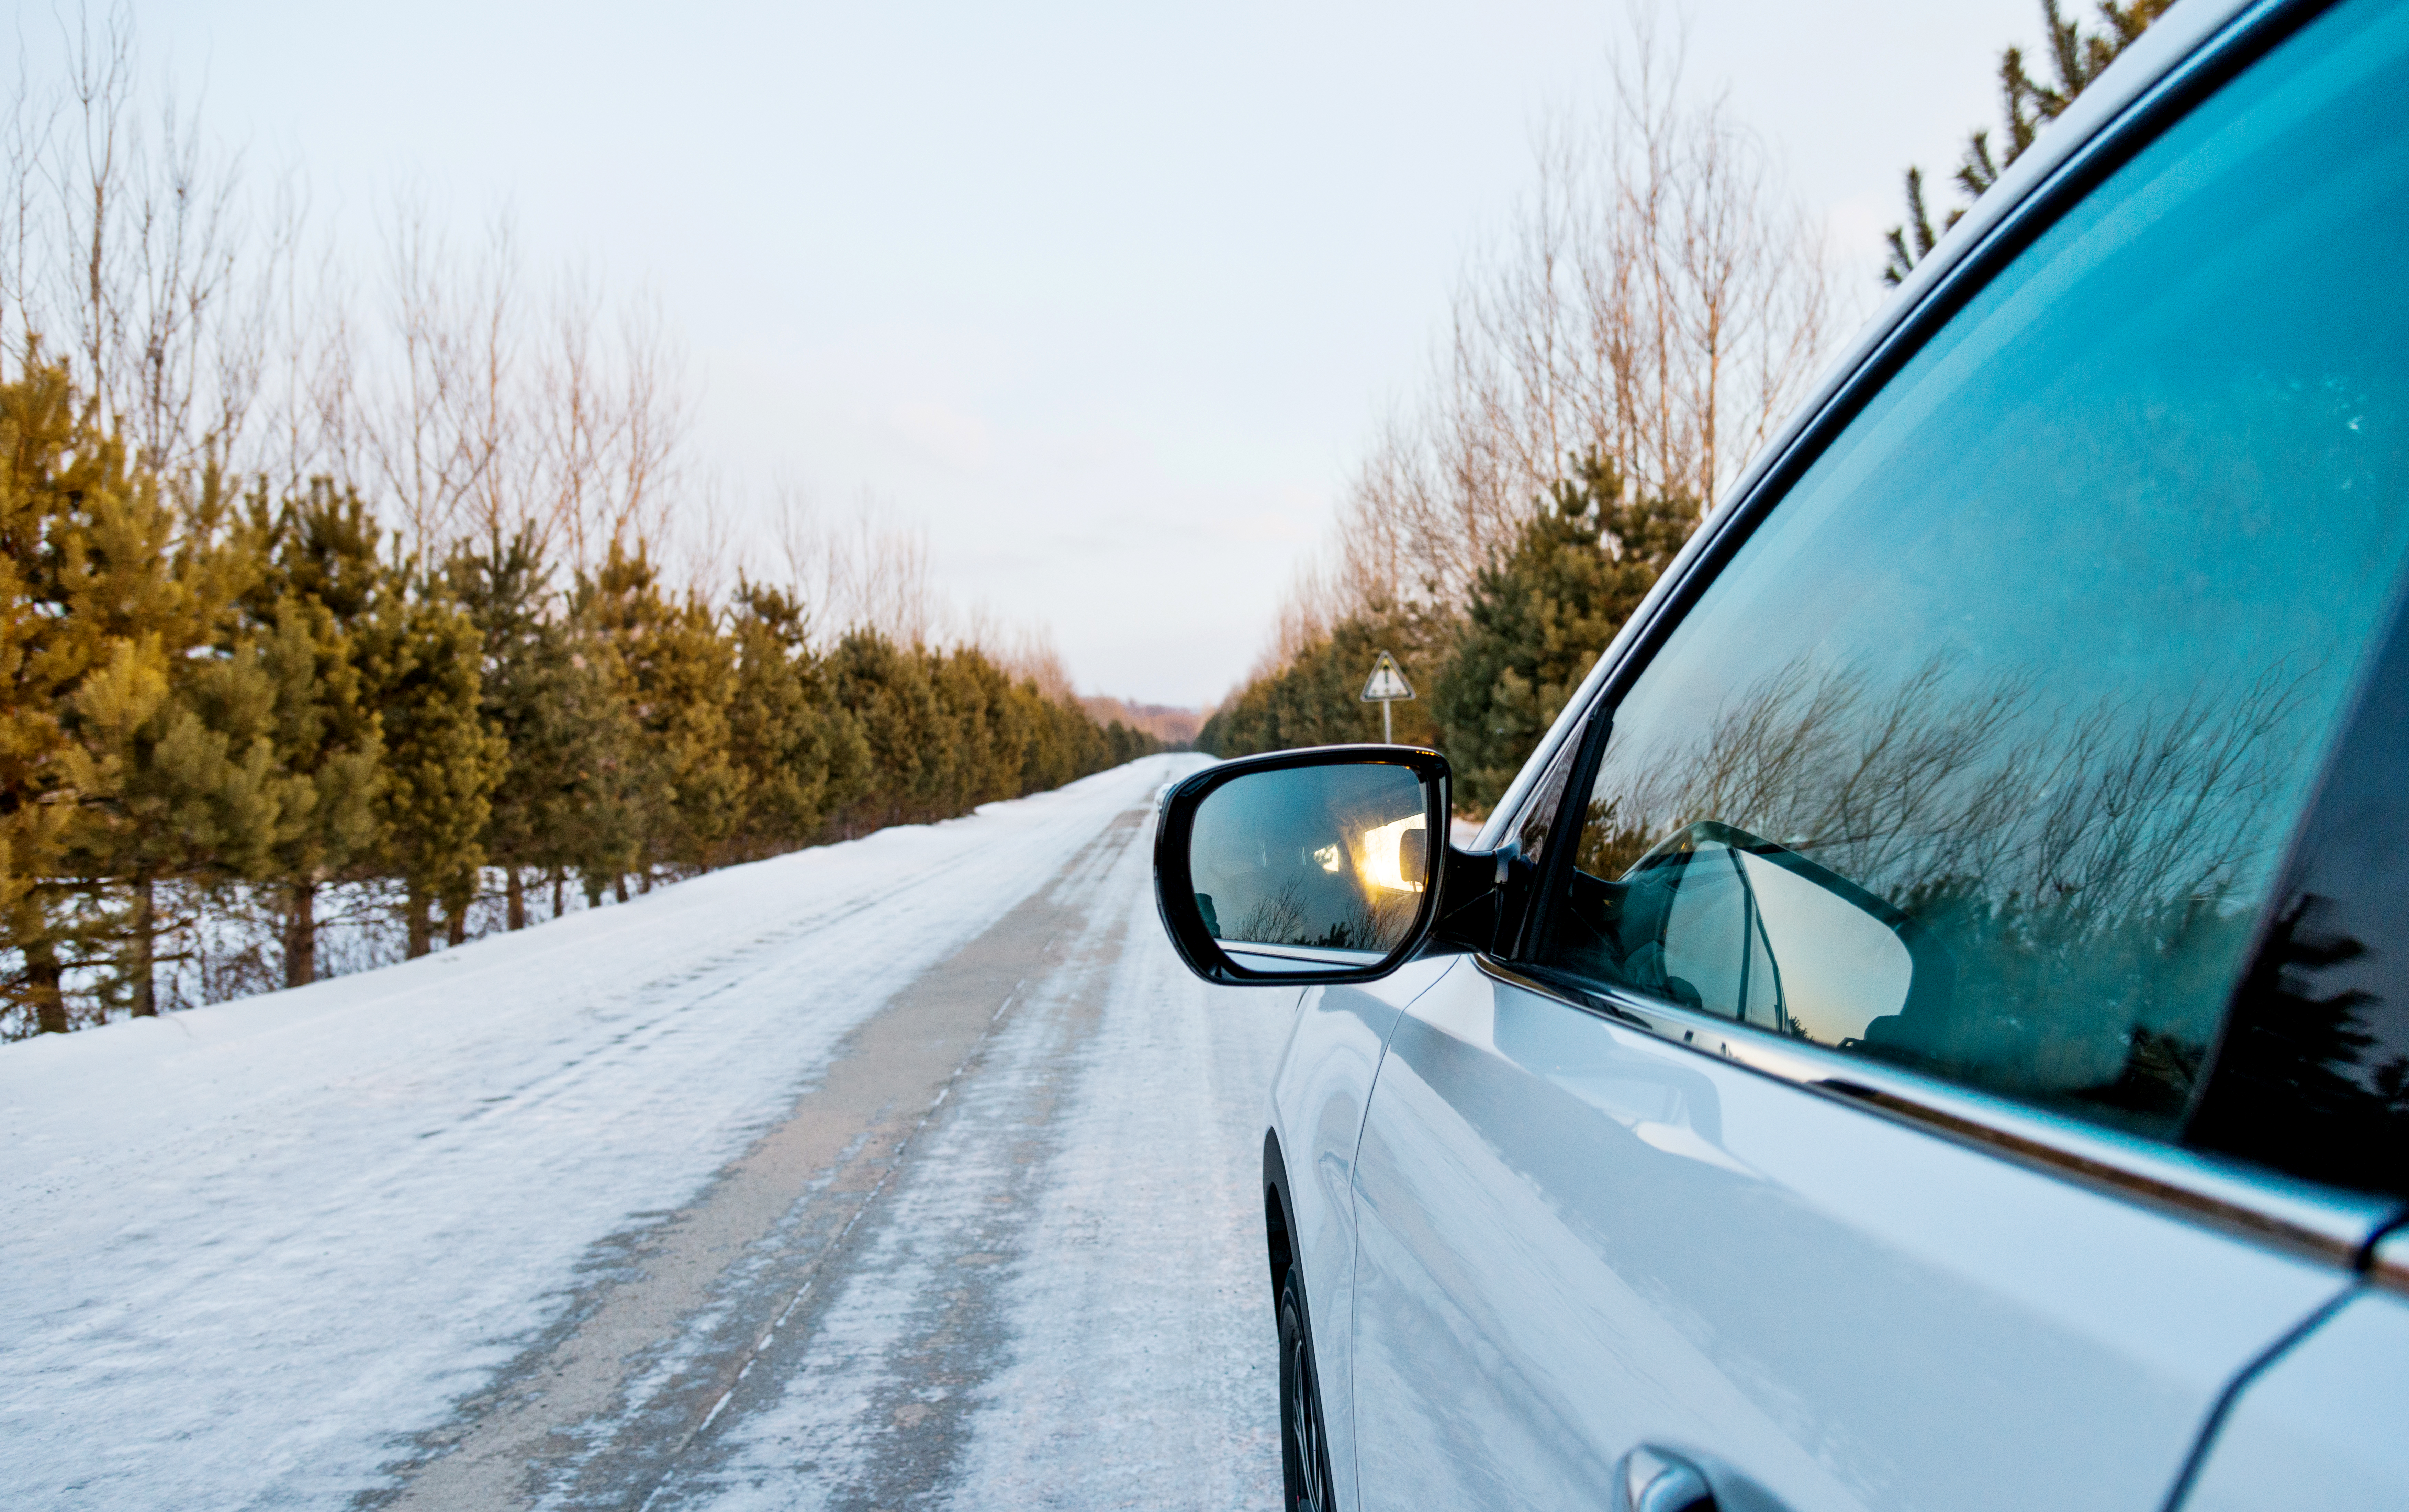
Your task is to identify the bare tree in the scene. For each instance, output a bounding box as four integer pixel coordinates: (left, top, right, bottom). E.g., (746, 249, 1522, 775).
(20, 6, 257, 472)
(454, 217, 527, 548)
(529, 281, 693, 575)
(120, 84, 249, 470)
(822, 493, 940, 645)
(246, 173, 368, 495)
(1, 40, 59, 374)
(673, 466, 739, 602)
(996, 621, 1078, 701)
(53, 4, 133, 403)
(771, 481, 1085, 662)
(366, 196, 488, 554)
(1302, 8, 1836, 630)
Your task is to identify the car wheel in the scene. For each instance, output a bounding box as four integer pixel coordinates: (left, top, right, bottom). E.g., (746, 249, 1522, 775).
(1278, 1264, 1336, 1512)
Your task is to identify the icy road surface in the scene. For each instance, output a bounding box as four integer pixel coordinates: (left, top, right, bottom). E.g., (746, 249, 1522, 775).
(1, 753, 1289, 1510)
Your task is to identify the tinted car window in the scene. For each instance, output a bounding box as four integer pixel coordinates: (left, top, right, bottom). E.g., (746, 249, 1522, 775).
(1538, 0, 2409, 1142)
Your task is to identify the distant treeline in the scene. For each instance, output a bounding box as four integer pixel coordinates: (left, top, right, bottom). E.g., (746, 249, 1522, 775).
(2, 362, 1161, 1037)
(1079, 696, 1203, 750)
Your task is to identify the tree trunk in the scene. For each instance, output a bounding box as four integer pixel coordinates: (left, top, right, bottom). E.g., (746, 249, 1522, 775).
(550, 866, 565, 920)
(613, 872, 629, 905)
(283, 883, 318, 989)
(27, 936, 67, 1034)
(637, 868, 652, 895)
(506, 868, 527, 931)
(445, 902, 468, 948)
(129, 874, 157, 1017)
(406, 881, 433, 959)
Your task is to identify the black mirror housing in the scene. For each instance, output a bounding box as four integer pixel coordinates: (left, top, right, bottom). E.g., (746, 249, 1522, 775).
(1155, 745, 1493, 987)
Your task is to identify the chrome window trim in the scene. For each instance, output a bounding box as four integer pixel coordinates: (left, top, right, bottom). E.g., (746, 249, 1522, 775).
(1472, 953, 2401, 1270)
(2374, 1226, 2409, 1299)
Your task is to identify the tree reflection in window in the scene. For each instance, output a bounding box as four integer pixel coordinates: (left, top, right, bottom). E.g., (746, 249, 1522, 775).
(1554, 651, 2317, 1134)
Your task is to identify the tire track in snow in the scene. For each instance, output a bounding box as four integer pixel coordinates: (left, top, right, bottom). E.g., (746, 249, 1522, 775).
(371, 805, 1157, 1509)
(642, 779, 1288, 1512)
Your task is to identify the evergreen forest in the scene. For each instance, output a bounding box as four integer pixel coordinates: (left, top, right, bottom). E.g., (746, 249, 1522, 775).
(1, 359, 1161, 1036)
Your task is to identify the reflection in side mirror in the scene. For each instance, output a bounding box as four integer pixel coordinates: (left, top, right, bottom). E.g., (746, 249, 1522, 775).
(1192, 763, 1426, 972)
(1155, 746, 1456, 986)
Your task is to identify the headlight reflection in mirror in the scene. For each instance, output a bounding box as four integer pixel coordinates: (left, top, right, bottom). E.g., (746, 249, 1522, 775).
(1357, 812, 1427, 894)
(1190, 764, 1429, 962)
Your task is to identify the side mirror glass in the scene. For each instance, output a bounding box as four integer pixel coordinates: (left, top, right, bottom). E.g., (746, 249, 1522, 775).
(1155, 746, 1453, 985)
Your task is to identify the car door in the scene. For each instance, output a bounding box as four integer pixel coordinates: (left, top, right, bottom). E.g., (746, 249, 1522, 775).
(1349, 0, 2409, 1505)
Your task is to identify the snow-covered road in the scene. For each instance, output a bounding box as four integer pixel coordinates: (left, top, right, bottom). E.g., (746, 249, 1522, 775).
(2, 753, 1290, 1510)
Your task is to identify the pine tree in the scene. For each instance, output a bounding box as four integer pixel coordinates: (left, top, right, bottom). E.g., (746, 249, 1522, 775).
(1015, 682, 1076, 795)
(1435, 453, 1693, 812)
(242, 481, 388, 987)
(933, 648, 1027, 811)
(1196, 598, 1452, 762)
(827, 628, 949, 830)
(725, 582, 870, 860)
(1884, 1, 2172, 284)
(74, 464, 288, 1017)
(374, 565, 507, 955)
(554, 612, 646, 908)
(575, 541, 740, 883)
(0, 362, 182, 1031)
(447, 527, 597, 929)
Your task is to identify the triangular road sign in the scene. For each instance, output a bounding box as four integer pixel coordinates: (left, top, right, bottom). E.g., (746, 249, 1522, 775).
(1360, 650, 1415, 702)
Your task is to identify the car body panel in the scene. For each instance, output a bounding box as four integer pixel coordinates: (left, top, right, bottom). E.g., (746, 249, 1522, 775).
(1266, 953, 1461, 1511)
(2178, 1285, 2409, 1508)
(1349, 964, 2352, 1510)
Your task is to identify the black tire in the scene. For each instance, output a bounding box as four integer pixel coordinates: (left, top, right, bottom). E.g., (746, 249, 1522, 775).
(1278, 1264, 1336, 1512)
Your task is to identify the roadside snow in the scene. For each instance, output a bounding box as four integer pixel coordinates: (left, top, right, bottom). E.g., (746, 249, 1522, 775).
(934, 797, 1288, 1509)
(0, 755, 1207, 1511)
(652, 768, 1286, 1511)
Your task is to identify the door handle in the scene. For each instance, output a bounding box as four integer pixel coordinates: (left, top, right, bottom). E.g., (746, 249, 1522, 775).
(1623, 1446, 1716, 1512)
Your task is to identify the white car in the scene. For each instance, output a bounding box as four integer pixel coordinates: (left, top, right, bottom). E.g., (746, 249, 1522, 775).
(1154, 0, 2409, 1507)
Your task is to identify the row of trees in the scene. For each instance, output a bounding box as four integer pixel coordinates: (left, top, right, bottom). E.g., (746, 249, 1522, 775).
(1209, 3, 2169, 810)
(0, 13, 1164, 1037)
(3, 360, 1156, 1036)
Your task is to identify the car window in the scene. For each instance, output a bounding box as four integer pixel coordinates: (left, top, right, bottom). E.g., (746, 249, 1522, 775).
(1536, 0, 2409, 1143)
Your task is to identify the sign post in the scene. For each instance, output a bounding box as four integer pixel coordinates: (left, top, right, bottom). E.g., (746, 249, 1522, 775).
(1359, 650, 1415, 744)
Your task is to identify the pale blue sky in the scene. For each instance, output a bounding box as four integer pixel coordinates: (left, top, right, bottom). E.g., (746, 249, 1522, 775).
(37, 0, 2037, 705)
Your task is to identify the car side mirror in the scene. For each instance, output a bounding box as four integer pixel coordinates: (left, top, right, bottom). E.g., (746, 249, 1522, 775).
(1154, 745, 1484, 986)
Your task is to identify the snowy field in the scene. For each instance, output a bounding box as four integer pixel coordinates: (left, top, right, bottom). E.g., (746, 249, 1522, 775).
(0, 753, 1291, 1510)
